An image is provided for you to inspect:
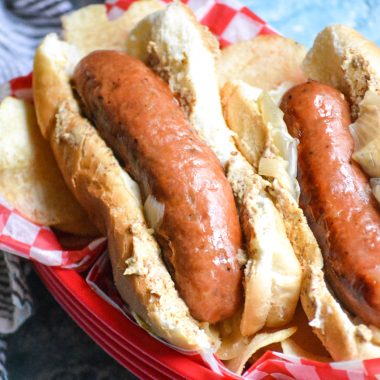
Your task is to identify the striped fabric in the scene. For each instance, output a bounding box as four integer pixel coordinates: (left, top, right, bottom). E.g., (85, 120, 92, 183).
(0, 339, 6, 380)
(0, 1, 74, 378)
(0, 0, 72, 84)
(0, 252, 32, 334)
(0, 252, 33, 380)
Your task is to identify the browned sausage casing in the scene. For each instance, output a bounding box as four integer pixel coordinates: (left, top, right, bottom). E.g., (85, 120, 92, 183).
(74, 51, 242, 323)
(281, 81, 380, 327)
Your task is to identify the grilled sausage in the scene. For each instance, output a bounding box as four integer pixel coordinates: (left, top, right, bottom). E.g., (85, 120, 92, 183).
(74, 51, 243, 323)
(281, 80, 380, 327)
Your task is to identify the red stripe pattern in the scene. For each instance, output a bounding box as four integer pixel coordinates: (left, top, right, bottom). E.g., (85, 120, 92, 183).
(105, 0, 276, 46)
(0, 196, 106, 269)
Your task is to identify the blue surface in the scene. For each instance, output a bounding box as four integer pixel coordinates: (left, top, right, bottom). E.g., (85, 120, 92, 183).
(246, 0, 380, 47)
(6, 1, 380, 379)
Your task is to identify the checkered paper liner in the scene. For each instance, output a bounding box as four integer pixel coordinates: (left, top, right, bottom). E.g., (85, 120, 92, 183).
(106, 0, 277, 47)
(0, 0, 379, 377)
(0, 193, 106, 269)
(87, 253, 380, 379)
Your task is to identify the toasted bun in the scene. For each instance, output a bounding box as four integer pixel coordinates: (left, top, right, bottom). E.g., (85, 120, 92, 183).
(225, 25, 380, 360)
(32, 9, 300, 366)
(127, 2, 302, 338)
(127, 1, 233, 165)
(226, 156, 301, 336)
(272, 182, 380, 360)
(303, 25, 380, 116)
(54, 103, 215, 350)
(33, 33, 83, 139)
(221, 80, 299, 200)
(33, 34, 217, 352)
(300, 24, 380, 360)
(35, 3, 163, 139)
(218, 35, 307, 90)
(221, 80, 302, 333)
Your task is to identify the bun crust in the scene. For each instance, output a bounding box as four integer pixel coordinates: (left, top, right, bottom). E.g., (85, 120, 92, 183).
(292, 25, 380, 359)
(303, 25, 380, 116)
(33, 34, 217, 352)
(219, 28, 380, 360)
(33, 33, 84, 139)
(127, 1, 302, 336)
(271, 182, 380, 360)
(54, 103, 214, 350)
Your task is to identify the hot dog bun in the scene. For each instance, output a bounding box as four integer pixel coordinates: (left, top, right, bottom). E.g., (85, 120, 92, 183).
(127, 2, 234, 165)
(34, 34, 218, 351)
(299, 25, 380, 360)
(33, 33, 84, 139)
(303, 25, 380, 117)
(28, 0, 380, 369)
(221, 24, 380, 360)
(127, 1, 302, 338)
(32, 2, 304, 372)
(219, 81, 345, 357)
(73, 50, 243, 324)
(281, 81, 380, 360)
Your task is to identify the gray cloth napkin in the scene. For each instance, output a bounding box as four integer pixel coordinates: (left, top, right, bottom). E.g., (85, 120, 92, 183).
(0, 0, 73, 378)
(0, 252, 33, 380)
(0, 0, 72, 84)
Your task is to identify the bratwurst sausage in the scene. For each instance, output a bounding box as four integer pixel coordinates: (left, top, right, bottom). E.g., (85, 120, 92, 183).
(281, 81, 380, 327)
(74, 51, 242, 323)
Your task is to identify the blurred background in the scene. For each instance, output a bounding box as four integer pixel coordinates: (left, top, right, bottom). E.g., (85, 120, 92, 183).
(68, 0, 380, 47)
(246, 0, 380, 47)
(2, 0, 380, 379)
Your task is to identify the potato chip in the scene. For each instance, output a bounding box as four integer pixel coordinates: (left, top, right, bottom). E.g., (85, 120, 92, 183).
(225, 326, 297, 374)
(216, 310, 247, 361)
(218, 35, 306, 90)
(0, 97, 37, 170)
(216, 309, 297, 371)
(0, 97, 98, 236)
(217, 304, 330, 372)
(62, 1, 163, 54)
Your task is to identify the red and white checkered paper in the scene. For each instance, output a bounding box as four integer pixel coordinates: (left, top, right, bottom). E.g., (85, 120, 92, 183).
(0, 194, 106, 270)
(106, 0, 276, 47)
(87, 253, 380, 379)
(1, 0, 379, 378)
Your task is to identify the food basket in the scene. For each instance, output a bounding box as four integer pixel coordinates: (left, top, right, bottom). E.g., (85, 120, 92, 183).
(1, 0, 379, 378)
